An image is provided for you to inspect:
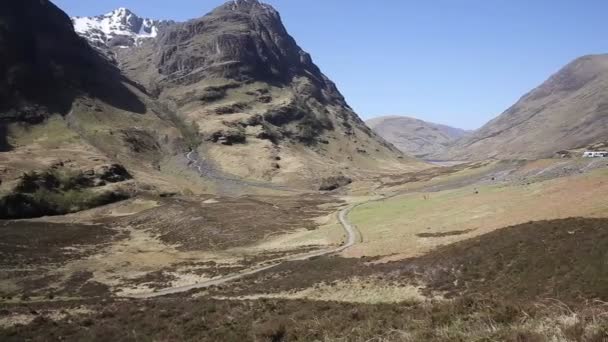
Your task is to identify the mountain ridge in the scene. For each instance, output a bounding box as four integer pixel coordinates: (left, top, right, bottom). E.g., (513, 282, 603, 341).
(367, 115, 471, 158)
(436, 54, 608, 160)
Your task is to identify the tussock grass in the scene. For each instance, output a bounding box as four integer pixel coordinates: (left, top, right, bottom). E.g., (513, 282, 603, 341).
(3, 297, 608, 341)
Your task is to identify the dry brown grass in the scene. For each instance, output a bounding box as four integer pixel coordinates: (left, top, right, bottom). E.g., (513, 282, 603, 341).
(348, 169, 608, 259)
(3, 297, 608, 341)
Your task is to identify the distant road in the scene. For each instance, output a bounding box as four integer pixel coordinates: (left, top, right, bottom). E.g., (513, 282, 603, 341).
(125, 203, 362, 299)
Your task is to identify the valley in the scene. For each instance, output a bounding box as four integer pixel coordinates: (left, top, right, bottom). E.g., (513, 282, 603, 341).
(3, 155, 608, 340)
(2, 0, 608, 341)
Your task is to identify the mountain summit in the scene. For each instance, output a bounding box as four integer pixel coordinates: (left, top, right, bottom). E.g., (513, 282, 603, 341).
(72, 8, 173, 48)
(224, 0, 276, 11)
(115, 0, 414, 184)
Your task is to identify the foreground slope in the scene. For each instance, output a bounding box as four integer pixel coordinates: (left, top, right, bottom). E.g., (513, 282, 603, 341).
(366, 115, 470, 158)
(439, 54, 608, 160)
(116, 0, 418, 186)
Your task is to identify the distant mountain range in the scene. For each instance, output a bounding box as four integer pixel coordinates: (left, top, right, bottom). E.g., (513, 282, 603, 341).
(373, 54, 608, 161)
(366, 116, 470, 159)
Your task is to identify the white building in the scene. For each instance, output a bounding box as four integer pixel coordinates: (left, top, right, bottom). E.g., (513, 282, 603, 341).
(583, 151, 608, 158)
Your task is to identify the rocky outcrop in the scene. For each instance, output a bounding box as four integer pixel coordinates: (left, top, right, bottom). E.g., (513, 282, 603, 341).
(208, 129, 247, 145)
(152, 1, 338, 92)
(94, 164, 132, 183)
(319, 175, 353, 191)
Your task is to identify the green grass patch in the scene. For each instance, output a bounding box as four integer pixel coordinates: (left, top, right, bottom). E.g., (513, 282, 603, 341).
(0, 189, 129, 219)
(7, 115, 80, 148)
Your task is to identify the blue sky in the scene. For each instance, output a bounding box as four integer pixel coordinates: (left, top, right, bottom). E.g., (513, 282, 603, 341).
(54, 0, 608, 129)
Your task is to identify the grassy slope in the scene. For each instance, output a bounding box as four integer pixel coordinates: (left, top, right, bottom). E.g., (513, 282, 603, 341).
(349, 169, 608, 258)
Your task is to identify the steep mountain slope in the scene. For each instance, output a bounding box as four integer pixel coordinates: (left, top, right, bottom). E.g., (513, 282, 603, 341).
(0, 0, 141, 123)
(439, 55, 608, 160)
(72, 8, 173, 49)
(115, 0, 417, 186)
(366, 116, 470, 158)
(0, 0, 200, 206)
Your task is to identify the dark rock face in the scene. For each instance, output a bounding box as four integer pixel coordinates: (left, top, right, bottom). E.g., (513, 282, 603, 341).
(154, 0, 334, 90)
(208, 130, 247, 145)
(107, 35, 135, 48)
(121, 128, 162, 153)
(95, 164, 132, 183)
(121, 0, 361, 144)
(0, 0, 145, 123)
(319, 175, 353, 191)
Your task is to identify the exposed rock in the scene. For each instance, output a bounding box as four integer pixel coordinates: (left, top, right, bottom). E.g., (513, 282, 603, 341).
(107, 35, 135, 48)
(319, 175, 353, 191)
(94, 164, 132, 183)
(208, 130, 247, 145)
(215, 103, 248, 115)
(555, 150, 573, 159)
(121, 129, 161, 153)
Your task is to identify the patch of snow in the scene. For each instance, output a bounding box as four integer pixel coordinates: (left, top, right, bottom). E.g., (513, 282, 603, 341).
(71, 8, 166, 48)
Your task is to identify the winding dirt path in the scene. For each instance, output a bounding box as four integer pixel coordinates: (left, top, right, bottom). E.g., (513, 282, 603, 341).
(125, 203, 363, 299)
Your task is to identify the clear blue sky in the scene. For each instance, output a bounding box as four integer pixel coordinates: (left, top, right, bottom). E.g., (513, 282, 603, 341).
(54, 0, 608, 129)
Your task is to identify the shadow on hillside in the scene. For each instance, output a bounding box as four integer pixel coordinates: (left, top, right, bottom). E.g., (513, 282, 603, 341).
(0, 124, 11, 152)
(86, 65, 148, 115)
(0, 1, 147, 120)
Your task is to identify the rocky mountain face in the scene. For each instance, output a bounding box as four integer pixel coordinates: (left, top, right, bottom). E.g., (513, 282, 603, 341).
(72, 8, 173, 49)
(113, 0, 413, 185)
(366, 116, 470, 159)
(436, 55, 608, 161)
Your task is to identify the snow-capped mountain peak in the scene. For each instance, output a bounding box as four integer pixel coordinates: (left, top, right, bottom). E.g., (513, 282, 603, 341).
(72, 8, 172, 48)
